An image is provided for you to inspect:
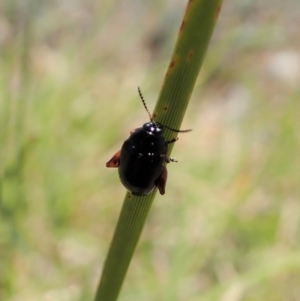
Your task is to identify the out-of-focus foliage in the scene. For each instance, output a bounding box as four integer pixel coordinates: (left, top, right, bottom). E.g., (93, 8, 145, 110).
(0, 0, 299, 300)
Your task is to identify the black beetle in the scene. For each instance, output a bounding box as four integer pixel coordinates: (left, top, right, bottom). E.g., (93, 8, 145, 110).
(106, 87, 191, 196)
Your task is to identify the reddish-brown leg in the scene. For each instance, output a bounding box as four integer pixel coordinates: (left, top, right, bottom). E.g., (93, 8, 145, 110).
(106, 150, 121, 167)
(130, 128, 138, 135)
(155, 165, 168, 195)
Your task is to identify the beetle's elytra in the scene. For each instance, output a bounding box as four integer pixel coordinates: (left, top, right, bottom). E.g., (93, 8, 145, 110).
(106, 87, 191, 196)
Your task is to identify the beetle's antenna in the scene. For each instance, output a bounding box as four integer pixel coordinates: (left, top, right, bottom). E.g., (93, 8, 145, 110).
(137, 87, 191, 132)
(138, 87, 153, 122)
(163, 124, 192, 133)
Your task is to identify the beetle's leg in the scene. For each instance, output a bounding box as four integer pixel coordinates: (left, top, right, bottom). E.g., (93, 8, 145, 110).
(165, 156, 178, 163)
(130, 128, 138, 135)
(164, 138, 178, 164)
(155, 165, 167, 195)
(106, 150, 121, 167)
(166, 157, 178, 163)
(166, 137, 178, 144)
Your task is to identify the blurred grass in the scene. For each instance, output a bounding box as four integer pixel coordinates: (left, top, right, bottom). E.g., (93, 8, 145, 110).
(0, 0, 299, 301)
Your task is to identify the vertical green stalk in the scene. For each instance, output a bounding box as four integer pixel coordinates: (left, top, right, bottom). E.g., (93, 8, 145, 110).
(95, 1, 223, 300)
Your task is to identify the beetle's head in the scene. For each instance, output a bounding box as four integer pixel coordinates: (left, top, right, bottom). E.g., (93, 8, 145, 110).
(137, 87, 192, 134)
(143, 122, 163, 135)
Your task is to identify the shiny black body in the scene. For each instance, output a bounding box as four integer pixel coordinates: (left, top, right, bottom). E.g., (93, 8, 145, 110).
(119, 122, 167, 195)
(106, 87, 191, 196)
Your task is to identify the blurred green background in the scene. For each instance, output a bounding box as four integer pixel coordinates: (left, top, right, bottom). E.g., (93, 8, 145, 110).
(0, 0, 299, 300)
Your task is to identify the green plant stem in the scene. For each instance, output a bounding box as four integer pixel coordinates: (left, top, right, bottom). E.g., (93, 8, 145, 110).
(95, 1, 223, 300)
(95, 192, 155, 301)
